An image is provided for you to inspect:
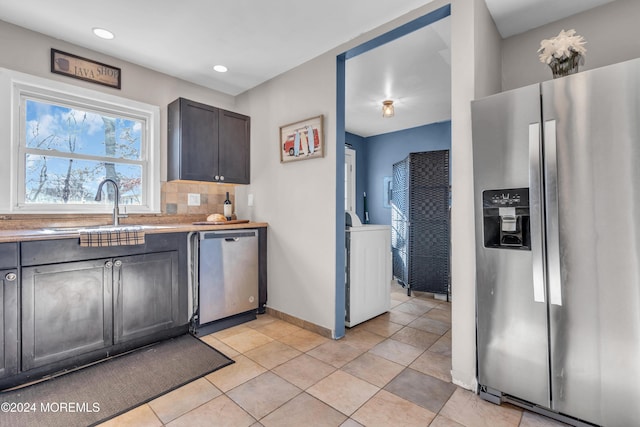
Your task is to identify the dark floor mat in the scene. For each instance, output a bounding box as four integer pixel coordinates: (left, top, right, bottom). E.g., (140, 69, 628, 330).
(0, 334, 234, 427)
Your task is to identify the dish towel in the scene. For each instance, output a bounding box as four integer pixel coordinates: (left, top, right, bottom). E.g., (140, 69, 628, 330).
(79, 228, 145, 247)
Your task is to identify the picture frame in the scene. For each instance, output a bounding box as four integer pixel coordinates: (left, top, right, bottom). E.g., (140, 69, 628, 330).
(51, 49, 121, 89)
(279, 115, 324, 163)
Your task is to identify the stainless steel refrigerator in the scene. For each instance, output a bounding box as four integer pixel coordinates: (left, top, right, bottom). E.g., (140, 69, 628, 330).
(472, 58, 640, 427)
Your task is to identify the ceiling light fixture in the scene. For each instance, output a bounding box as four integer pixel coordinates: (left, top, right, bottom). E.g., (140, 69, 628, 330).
(92, 27, 115, 40)
(213, 65, 228, 73)
(382, 100, 394, 118)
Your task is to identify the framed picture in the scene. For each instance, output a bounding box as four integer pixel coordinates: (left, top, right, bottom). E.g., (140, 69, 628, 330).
(279, 115, 324, 163)
(51, 49, 121, 89)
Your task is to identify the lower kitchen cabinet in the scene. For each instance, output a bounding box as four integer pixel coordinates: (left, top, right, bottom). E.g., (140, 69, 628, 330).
(21, 259, 113, 371)
(0, 243, 19, 380)
(0, 268, 19, 379)
(21, 251, 181, 370)
(114, 251, 179, 343)
(13, 233, 189, 386)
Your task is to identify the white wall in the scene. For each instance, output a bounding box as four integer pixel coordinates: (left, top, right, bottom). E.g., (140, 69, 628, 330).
(502, 0, 640, 91)
(235, 54, 338, 331)
(0, 19, 239, 181)
(449, 0, 501, 390)
(474, 1, 503, 98)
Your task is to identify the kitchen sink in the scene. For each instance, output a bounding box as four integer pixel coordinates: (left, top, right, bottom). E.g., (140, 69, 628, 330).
(40, 225, 173, 233)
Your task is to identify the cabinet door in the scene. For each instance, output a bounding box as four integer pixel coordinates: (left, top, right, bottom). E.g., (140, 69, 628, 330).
(219, 109, 250, 184)
(0, 269, 18, 379)
(169, 98, 220, 181)
(22, 260, 112, 370)
(113, 251, 179, 344)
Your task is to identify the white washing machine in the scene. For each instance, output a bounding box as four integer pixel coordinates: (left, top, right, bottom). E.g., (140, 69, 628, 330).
(345, 211, 392, 327)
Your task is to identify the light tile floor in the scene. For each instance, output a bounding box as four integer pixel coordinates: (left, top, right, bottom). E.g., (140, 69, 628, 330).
(98, 284, 569, 427)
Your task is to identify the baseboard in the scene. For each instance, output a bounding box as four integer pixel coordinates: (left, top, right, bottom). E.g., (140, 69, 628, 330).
(451, 369, 478, 392)
(265, 307, 333, 339)
(193, 310, 257, 336)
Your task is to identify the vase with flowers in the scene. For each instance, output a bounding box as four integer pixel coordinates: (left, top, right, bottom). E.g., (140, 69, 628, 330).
(538, 29, 587, 78)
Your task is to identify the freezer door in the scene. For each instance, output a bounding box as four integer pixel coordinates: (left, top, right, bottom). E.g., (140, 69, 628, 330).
(472, 83, 551, 408)
(542, 58, 640, 426)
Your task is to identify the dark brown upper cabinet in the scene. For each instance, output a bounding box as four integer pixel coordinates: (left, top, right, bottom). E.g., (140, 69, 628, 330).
(168, 98, 250, 184)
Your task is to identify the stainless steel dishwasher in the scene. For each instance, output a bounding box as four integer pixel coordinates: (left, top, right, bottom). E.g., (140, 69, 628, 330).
(196, 229, 259, 327)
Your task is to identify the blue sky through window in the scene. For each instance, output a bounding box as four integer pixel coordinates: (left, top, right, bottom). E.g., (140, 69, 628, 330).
(24, 99, 144, 205)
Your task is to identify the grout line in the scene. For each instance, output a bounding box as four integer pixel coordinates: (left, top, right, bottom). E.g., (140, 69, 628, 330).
(109, 291, 460, 427)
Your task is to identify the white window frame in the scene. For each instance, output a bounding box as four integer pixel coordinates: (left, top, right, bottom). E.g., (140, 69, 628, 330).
(0, 68, 161, 214)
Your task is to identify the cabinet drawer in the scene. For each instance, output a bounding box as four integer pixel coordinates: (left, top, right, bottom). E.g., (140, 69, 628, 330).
(21, 233, 184, 266)
(0, 243, 18, 270)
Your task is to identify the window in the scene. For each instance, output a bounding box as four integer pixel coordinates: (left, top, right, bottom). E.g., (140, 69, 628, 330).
(22, 98, 144, 206)
(0, 68, 160, 213)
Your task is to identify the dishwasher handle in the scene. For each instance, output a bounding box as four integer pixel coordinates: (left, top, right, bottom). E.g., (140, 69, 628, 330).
(200, 230, 257, 240)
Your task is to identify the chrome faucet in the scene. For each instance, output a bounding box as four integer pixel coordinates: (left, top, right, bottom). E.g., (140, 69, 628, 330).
(95, 178, 127, 226)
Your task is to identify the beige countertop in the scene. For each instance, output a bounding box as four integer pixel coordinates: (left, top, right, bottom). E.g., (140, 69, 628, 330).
(0, 221, 268, 243)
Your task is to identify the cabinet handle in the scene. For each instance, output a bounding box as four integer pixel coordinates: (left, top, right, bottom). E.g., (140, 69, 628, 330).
(544, 119, 562, 306)
(105, 261, 113, 268)
(219, 175, 225, 181)
(214, 175, 220, 180)
(114, 260, 122, 267)
(4, 272, 16, 281)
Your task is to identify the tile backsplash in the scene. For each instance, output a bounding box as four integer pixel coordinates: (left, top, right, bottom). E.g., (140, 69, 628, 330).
(161, 181, 235, 216)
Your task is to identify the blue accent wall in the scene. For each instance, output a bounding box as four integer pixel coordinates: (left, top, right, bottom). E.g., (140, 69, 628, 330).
(349, 121, 451, 225)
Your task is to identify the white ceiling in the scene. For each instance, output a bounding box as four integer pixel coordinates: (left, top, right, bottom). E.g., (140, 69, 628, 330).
(0, 0, 617, 136)
(0, 0, 437, 96)
(484, 0, 616, 38)
(346, 17, 451, 137)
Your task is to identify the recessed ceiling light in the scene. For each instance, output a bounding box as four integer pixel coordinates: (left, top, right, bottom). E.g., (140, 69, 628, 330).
(92, 27, 115, 40)
(213, 65, 228, 73)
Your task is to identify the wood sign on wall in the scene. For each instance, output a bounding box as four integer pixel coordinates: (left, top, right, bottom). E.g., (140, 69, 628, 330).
(51, 49, 121, 89)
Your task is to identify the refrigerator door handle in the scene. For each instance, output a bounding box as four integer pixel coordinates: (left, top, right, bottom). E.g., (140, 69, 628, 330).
(529, 123, 545, 303)
(544, 119, 563, 306)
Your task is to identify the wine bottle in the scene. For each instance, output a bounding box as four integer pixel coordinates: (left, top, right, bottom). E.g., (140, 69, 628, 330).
(224, 192, 232, 220)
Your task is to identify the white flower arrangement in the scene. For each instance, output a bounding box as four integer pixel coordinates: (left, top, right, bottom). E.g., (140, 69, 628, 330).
(538, 29, 587, 64)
